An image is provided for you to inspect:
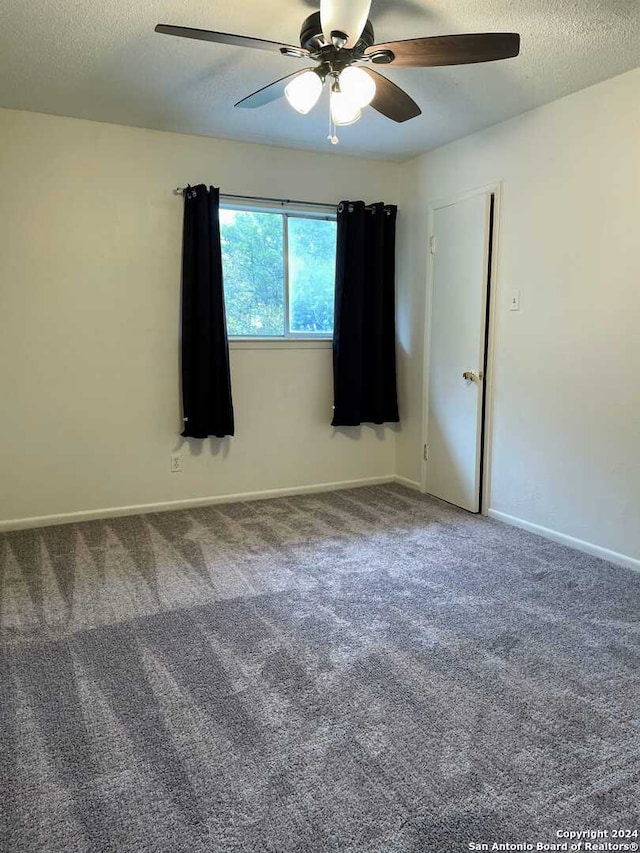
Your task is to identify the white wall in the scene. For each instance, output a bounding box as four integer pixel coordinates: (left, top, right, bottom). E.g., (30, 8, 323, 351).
(0, 108, 400, 525)
(4, 71, 639, 561)
(396, 68, 640, 563)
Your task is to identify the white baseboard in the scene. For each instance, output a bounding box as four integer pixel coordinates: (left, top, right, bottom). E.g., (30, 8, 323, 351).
(0, 476, 397, 532)
(394, 476, 422, 492)
(488, 509, 640, 573)
(14, 479, 635, 577)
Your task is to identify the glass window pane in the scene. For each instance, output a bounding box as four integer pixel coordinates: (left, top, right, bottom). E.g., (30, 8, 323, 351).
(288, 217, 336, 335)
(220, 209, 285, 336)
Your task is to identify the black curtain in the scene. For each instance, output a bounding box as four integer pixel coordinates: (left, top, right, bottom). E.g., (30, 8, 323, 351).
(332, 201, 399, 427)
(180, 185, 234, 438)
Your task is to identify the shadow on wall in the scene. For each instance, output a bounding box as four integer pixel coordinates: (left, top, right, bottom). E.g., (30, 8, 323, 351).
(174, 436, 232, 459)
(331, 423, 399, 442)
(173, 424, 397, 459)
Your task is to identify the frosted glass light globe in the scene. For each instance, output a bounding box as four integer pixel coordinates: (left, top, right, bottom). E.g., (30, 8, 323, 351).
(339, 67, 376, 108)
(320, 0, 372, 48)
(330, 90, 362, 126)
(285, 71, 323, 114)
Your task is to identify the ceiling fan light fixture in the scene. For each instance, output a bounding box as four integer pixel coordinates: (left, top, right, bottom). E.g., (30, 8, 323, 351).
(339, 66, 376, 108)
(330, 89, 362, 126)
(285, 70, 323, 114)
(156, 17, 521, 136)
(320, 0, 372, 48)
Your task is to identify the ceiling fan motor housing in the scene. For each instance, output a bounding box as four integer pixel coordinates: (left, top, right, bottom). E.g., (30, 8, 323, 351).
(299, 11, 375, 54)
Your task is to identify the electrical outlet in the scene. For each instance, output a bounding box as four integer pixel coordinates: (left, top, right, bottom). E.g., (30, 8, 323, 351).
(170, 454, 182, 473)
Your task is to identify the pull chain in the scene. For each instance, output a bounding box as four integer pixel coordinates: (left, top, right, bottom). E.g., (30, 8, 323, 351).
(327, 95, 339, 145)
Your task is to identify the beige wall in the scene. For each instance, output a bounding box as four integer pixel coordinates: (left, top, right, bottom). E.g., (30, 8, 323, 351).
(0, 108, 400, 524)
(3, 70, 639, 564)
(396, 69, 640, 563)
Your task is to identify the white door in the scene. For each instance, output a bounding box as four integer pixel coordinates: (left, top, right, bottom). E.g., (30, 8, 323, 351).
(425, 192, 492, 512)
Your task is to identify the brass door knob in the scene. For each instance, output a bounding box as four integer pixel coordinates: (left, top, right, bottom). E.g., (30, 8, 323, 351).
(462, 371, 477, 381)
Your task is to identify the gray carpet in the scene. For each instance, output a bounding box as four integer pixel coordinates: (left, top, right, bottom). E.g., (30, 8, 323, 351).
(0, 484, 638, 853)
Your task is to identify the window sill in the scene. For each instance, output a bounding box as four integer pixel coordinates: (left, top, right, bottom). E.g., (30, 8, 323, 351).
(229, 338, 332, 351)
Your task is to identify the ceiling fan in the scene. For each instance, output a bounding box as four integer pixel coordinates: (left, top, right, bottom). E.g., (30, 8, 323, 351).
(155, 0, 520, 144)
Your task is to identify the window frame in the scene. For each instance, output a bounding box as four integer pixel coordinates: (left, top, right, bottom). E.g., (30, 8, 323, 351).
(220, 200, 337, 343)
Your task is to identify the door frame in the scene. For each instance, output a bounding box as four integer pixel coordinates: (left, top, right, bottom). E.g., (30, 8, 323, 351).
(420, 181, 503, 516)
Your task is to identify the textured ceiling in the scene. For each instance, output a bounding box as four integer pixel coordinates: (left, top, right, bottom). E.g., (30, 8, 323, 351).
(1, 0, 638, 160)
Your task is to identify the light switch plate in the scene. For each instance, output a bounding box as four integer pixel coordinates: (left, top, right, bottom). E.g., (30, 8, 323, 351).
(510, 290, 521, 311)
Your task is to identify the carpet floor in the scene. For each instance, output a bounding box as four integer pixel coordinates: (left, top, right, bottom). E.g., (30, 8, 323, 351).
(0, 484, 638, 852)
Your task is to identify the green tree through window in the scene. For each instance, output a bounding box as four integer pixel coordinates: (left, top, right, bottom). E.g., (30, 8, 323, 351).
(220, 207, 336, 337)
(220, 210, 285, 336)
(289, 217, 336, 335)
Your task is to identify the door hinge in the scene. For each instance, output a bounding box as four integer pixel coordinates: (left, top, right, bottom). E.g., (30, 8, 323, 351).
(429, 236, 436, 254)
(423, 444, 429, 461)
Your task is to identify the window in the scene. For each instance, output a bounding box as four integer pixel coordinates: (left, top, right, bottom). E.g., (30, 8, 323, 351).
(220, 205, 337, 339)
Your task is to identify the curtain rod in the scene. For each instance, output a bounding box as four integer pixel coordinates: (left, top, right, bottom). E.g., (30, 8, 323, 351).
(173, 188, 336, 210)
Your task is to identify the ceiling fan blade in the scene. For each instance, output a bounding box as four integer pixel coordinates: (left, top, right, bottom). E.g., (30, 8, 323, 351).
(320, 0, 372, 47)
(366, 32, 520, 67)
(361, 69, 421, 123)
(155, 24, 309, 58)
(235, 69, 316, 108)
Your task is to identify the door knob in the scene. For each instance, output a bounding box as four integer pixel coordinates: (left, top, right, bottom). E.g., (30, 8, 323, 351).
(462, 371, 482, 381)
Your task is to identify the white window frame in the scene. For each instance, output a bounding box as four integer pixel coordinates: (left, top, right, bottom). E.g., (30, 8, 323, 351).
(221, 200, 337, 348)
